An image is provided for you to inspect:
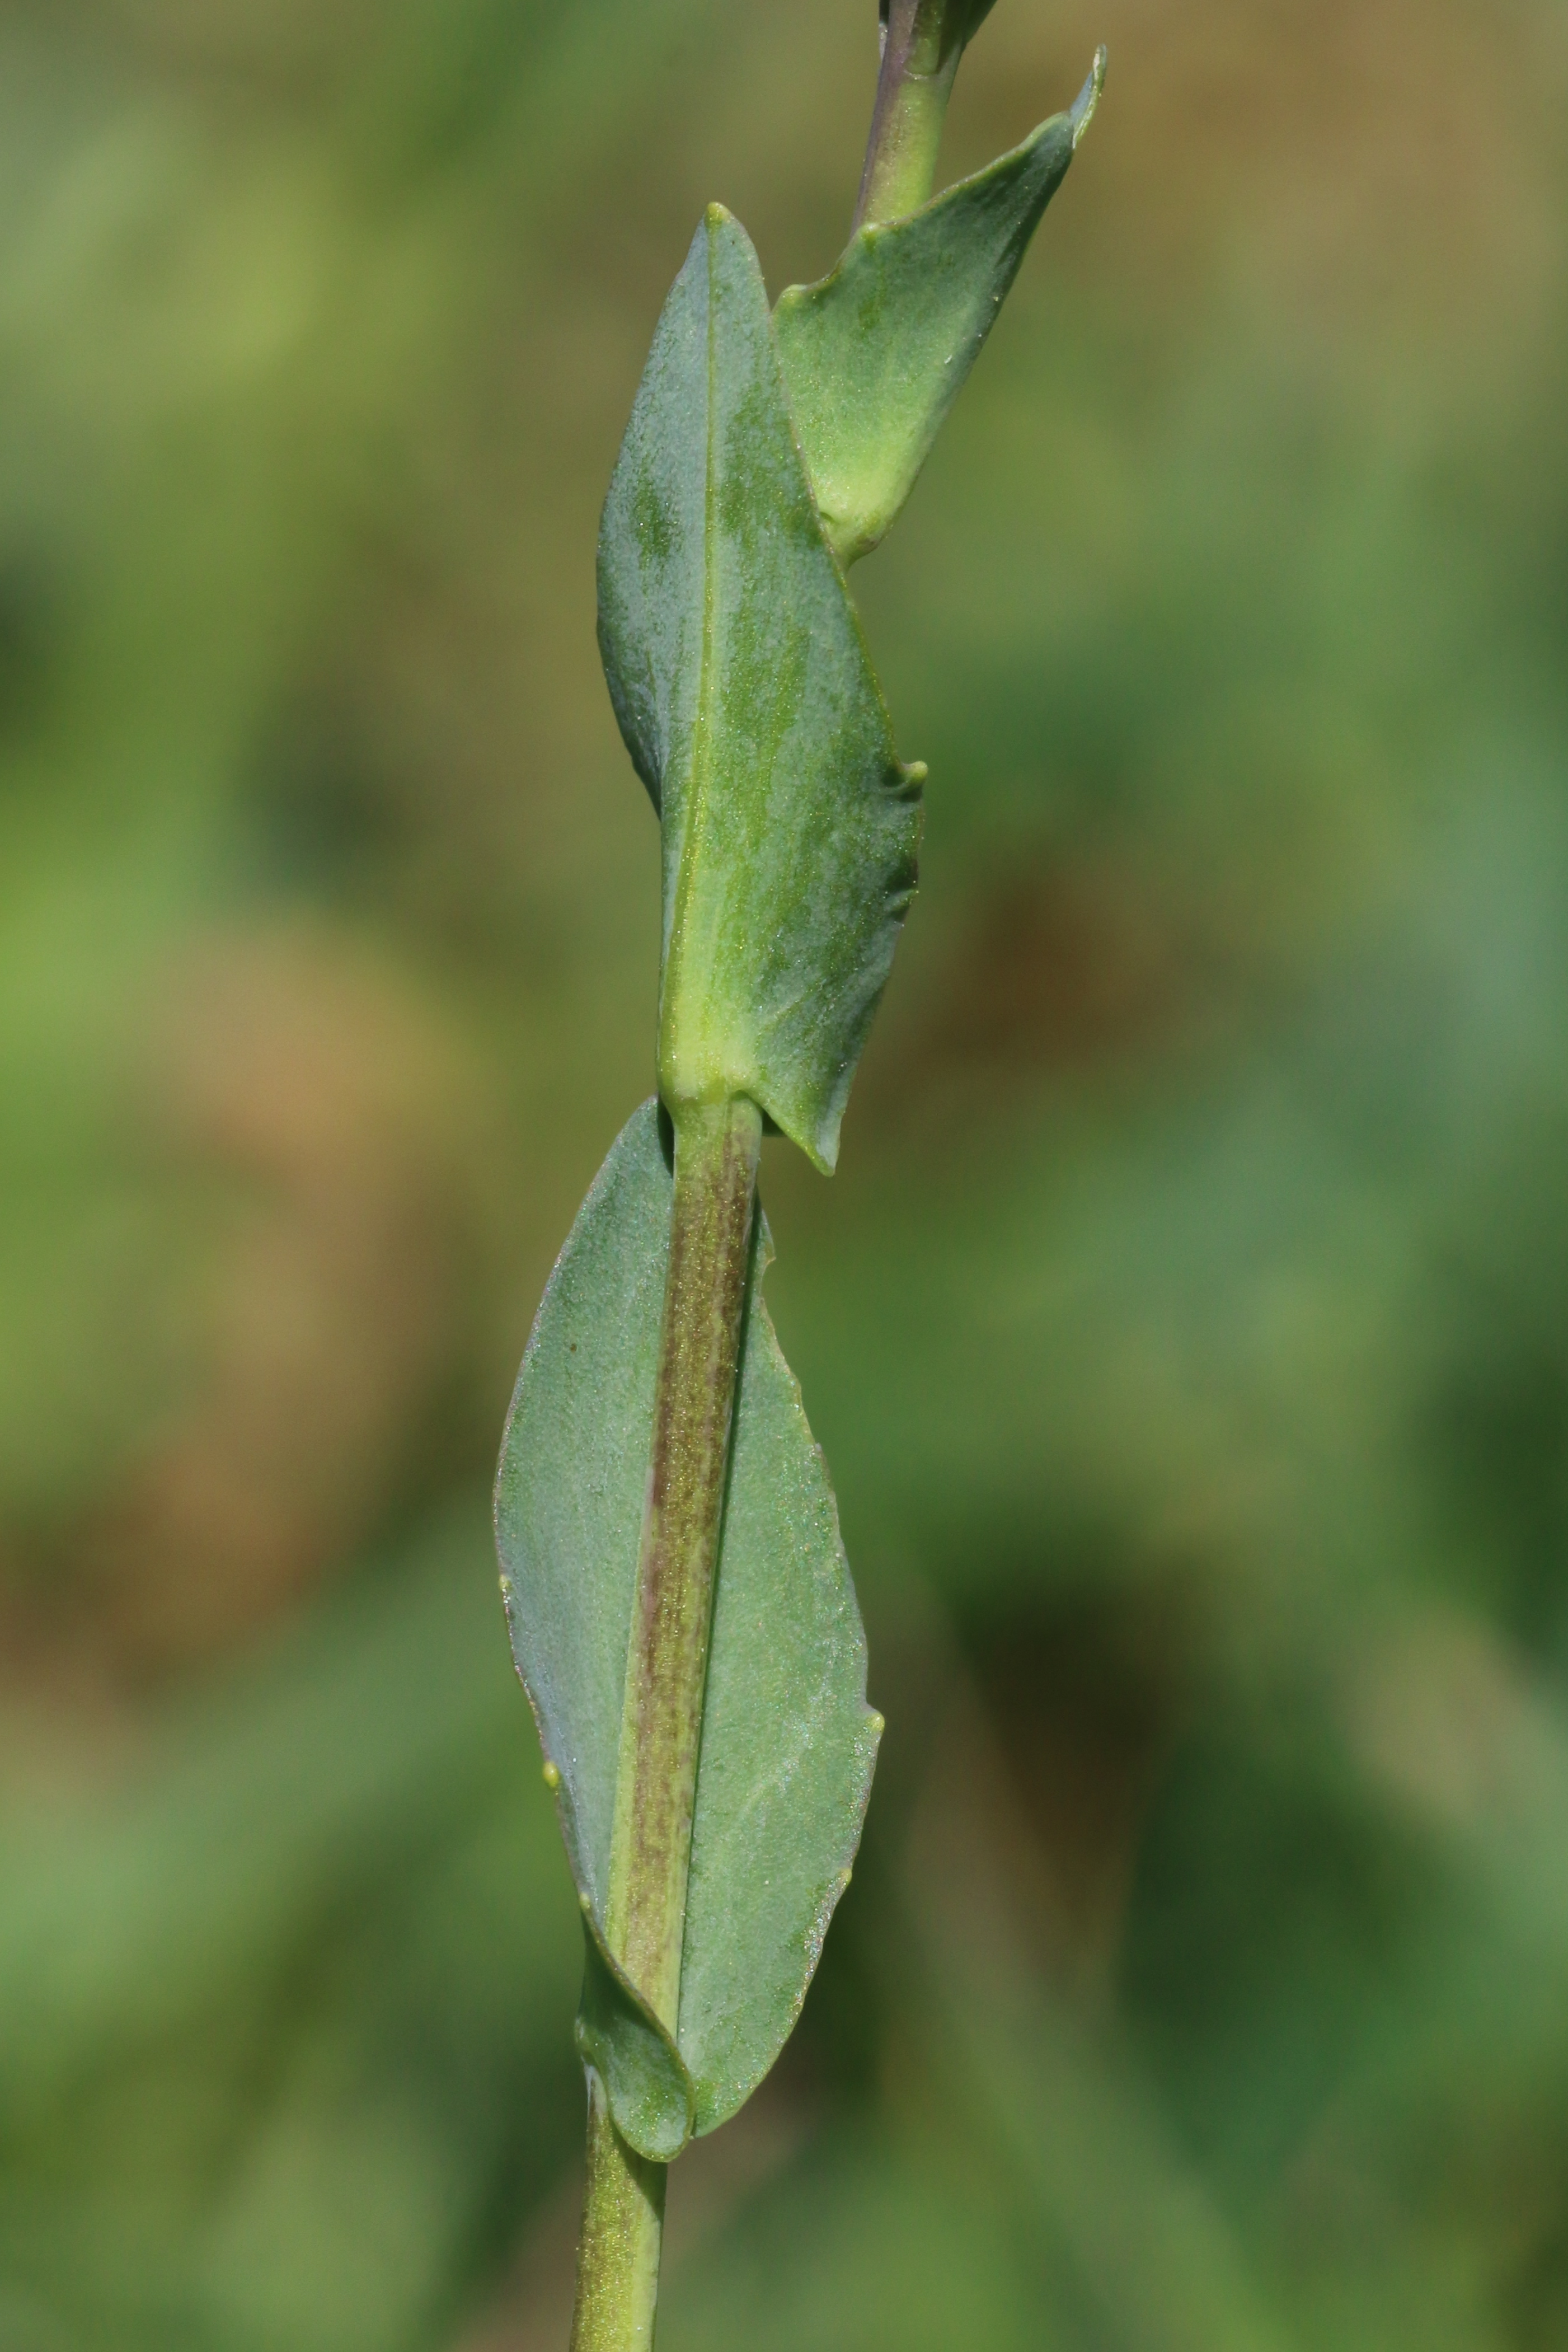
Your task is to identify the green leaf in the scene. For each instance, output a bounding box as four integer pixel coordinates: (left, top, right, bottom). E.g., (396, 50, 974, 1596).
(575, 1917, 694, 2163)
(775, 52, 1105, 566)
(495, 1102, 881, 2154)
(597, 206, 923, 1174)
(951, 0, 1002, 46)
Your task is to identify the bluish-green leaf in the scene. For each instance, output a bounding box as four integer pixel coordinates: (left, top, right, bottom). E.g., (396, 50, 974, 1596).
(575, 1917, 694, 2163)
(495, 1103, 881, 2153)
(775, 52, 1105, 566)
(597, 207, 923, 1173)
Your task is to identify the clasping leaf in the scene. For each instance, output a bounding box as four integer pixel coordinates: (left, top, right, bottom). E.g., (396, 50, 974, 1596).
(777, 49, 1105, 566)
(598, 208, 923, 1173)
(495, 1105, 880, 2158)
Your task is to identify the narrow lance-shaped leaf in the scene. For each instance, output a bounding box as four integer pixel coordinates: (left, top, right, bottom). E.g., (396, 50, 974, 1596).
(777, 50, 1106, 567)
(597, 206, 923, 1174)
(495, 1103, 881, 2159)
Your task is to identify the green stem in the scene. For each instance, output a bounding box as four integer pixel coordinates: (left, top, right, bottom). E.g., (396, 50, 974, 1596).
(853, 0, 961, 231)
(607, 1093, 763, 2021)
(570, 1091, 763, 2351)
(569, 2074, 666, 2352)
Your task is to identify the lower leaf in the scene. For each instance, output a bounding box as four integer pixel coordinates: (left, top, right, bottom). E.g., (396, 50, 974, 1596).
(495, 1100, 880, 2148)
(576, 1914, 694, 2163)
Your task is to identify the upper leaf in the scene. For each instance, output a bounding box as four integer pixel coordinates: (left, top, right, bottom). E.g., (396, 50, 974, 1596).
(495, 1102, 881, 2153)
(776, 52, 1104, 567)
(598, 207, 923, 1173)
(951, 0, 1002, 45)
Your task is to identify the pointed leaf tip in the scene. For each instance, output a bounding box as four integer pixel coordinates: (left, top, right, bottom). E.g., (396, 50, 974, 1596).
(1072, 47, 1107, 148)
(776, 102, 1082, 565)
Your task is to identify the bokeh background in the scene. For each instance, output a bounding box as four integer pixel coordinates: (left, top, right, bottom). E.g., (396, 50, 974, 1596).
(3, 0, 1567, 2345)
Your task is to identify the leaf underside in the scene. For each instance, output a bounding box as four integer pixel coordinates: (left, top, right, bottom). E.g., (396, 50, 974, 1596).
(774, 76, 1095, 566)
(597, 208, 923, 1174)
(495, 1103, 880, 2159)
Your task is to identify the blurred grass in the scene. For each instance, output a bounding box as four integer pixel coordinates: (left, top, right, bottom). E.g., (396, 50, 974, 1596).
(1, 0, 1566, 2346)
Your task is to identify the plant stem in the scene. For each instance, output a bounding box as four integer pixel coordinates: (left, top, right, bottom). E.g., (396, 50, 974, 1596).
(606, 1092, 763, 2023)
(853, 0, 961, 231)
(569, 2074, 666, 2352)
(570, 1091, 762, 2350)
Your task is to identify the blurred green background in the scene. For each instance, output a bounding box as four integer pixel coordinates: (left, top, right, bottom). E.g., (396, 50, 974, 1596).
(2, 0, 1566, 2345)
